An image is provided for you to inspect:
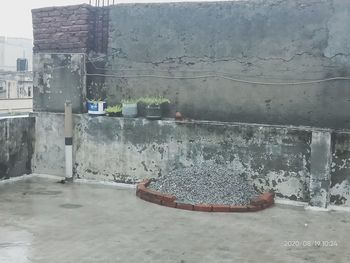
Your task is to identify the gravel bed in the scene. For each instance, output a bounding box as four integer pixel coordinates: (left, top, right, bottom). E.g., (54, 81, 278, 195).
(149, 160, 259, 205)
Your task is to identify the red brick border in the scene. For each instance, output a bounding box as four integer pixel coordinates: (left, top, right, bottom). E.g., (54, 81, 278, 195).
(136, 179, 275, 212)
(194, 204, 212, 212)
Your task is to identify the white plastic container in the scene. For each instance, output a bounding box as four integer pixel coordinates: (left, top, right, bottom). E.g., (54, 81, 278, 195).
(122, 103, 138, 118)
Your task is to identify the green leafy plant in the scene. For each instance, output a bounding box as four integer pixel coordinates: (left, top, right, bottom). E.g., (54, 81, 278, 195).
(121, 98, 139, 104)
(106, 105, 122, 113)
(138, 96, 170, 106)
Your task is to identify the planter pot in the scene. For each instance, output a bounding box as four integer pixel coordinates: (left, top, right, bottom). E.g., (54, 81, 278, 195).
(160, 102, 171, 117)
(146, 104, 162, 120)
(87, 101, 107, 116)
(107, 112, 122, 117)
(122, 103, 138, 118)
(137, 102, 147, 117)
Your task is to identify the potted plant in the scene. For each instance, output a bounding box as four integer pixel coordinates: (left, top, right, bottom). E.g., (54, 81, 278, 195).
(87, 99, 107, 116)
(139, 96, 170, 120)
(106, 105, 122, 117)
(137, 97, 148, 117)
(122, 99, 138, 118)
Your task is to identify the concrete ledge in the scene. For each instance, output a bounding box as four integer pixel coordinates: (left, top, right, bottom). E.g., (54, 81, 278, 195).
(136, 180, 275, 212)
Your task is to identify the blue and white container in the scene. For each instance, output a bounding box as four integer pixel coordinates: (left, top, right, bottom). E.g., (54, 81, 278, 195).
(87, 101, 107, 116)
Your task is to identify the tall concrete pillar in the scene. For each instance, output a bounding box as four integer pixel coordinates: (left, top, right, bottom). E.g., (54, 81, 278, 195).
(309, 130, 332, 208)
(65, 101, 73, 181)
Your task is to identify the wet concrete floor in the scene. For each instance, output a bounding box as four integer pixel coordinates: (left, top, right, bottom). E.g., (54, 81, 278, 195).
(0, 176, 349, 263)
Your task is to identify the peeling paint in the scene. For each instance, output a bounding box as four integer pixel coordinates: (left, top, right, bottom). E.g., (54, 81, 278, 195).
(33, 53, 86, 113)
(34, 113, 313, 202)
(330, 132, 350, 206)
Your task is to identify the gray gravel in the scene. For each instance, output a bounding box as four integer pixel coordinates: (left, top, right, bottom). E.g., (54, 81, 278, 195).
(149, 160, 259, 205)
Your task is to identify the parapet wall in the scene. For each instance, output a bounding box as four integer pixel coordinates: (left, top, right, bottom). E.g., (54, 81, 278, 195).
(32, 112, 350, 208)
(0, 117, 35, 180)
(1, 113, 348, 208)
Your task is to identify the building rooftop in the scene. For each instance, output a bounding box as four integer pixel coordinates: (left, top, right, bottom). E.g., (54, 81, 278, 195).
(1, 175, 349, 263)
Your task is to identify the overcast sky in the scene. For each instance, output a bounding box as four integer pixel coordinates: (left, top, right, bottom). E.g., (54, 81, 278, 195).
(0, 0, 224, 40)
(0, 1, 87, 39)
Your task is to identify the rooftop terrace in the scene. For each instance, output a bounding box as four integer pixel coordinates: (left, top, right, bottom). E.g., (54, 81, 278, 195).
(1, 176, 349, 263)
(1, 0, 350, 261)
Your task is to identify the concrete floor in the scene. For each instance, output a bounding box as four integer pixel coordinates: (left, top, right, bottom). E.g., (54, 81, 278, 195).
(0, 177, 349, 263)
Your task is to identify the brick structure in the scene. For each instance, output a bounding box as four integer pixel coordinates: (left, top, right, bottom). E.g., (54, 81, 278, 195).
(32, 4, 109, 53)
(136, 180, 275, 212)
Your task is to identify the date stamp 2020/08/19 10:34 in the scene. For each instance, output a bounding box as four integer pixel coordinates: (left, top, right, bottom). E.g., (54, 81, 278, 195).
(283, 240, 338, 247)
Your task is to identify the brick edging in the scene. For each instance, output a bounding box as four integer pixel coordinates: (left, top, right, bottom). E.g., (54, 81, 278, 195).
(136, 179, 274, 212)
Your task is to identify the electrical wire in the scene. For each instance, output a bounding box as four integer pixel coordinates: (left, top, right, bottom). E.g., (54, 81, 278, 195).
(85, 73, 350, 85)
(8, 53, 349, 86)
(85, 54, 350, 85)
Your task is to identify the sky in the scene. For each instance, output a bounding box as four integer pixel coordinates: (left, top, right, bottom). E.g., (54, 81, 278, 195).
(0, 1, 90, 39)
(0, 0, 225, 40)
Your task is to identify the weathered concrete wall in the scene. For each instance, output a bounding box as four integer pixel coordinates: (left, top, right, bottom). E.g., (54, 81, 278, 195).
(33, 53, 86, 113)
(30, 1, 350, 209)
(33, 112, 350, 208)
(0, 117, 35, 180)
(101, 0, 350, 129)
(32, 113, 65, 176)
(330, 132, 350, 207)
(309, 131, 332, 208)
(33, 112, 314, 202)
(31, 1, 350, 128)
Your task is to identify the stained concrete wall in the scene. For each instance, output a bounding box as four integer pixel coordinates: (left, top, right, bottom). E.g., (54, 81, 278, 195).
(33, 112, 315, 202)
(31, 112, 65, 176)
(309, 131, 332, 208)
(30, 1, 350, 209)
(100, 0, 350, 129)
(32, 1, 350, 128)
(33, 53, 86, 113)
(35, 112, 350, 207)
(0, 117, 35, 180)
(330, 132, 350, 207)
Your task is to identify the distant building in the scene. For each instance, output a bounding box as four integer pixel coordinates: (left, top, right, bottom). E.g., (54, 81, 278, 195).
(0, 71, 33, 113)
(0, 37, 33, 113)
(0, 37, 32, 72)
(0, 72, 32, 99)
(5, 80, 17, 99)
